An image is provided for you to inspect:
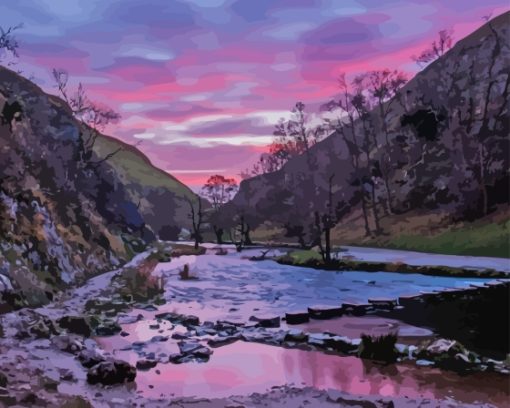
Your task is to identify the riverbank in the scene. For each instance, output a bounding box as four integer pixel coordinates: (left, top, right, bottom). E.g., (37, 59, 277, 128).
(0, 243, 508, 407)
(275, 249, 509, 278)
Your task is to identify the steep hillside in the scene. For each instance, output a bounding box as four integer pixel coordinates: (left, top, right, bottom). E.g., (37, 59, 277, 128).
(222, 12, 510, 254)
(93, 134, 197, 240)
(0, 67, 196, 308)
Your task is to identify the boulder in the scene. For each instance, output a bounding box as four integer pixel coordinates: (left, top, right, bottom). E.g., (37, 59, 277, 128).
(285, 311, 309, 324)
(57, 316, 93, 337)
(86, 359, 136, 385)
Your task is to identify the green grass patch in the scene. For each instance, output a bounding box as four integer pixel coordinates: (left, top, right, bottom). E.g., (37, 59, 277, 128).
(386, 220, 510, 258)
(277, 250, 507, 278)
(284, 249, 323, 265)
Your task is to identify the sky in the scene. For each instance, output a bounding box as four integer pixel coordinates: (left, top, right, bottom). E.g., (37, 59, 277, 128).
(0, 0, 508, 189)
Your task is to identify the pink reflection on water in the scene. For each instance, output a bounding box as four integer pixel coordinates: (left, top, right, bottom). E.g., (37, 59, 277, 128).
(103, 340, 508, 406)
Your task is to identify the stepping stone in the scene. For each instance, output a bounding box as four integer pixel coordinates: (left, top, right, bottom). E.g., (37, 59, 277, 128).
(285, 311, 309, 324)
(307, 305, 343, 319)
(342, 302, 371, 316)
(249, 315, 280, 328)
(368, 298, 397, 309)
(398, 295, 423, 306)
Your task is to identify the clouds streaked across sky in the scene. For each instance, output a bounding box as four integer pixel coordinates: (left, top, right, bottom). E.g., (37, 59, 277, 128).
(0, 0, 508, 188)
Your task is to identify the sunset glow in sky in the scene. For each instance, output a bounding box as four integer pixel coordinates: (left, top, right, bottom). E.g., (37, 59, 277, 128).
(1, 0, 508, 188)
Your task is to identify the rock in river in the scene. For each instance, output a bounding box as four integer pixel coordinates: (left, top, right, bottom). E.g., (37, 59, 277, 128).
(285, 311, 309, 324)
(136, 359, 158, 371)
(87, 359, 136, 385)
(249, 314, 280, 328)
(308, 305, 343, 319)
(57, 315, 93, 337)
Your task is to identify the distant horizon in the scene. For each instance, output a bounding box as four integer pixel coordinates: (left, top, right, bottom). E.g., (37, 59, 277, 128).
(1, 1, 508, 188)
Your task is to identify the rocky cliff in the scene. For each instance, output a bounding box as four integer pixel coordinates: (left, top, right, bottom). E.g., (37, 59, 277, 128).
(223, 12, 510, 247)
(0, 67, 196, 307)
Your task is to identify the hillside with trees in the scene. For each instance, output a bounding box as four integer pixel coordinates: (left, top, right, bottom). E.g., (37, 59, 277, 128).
(220, 12, 510, 257)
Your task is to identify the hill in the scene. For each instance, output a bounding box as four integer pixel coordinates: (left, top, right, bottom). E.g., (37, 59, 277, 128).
(220, 12, 510, 257)
(0, 66, 198, 307)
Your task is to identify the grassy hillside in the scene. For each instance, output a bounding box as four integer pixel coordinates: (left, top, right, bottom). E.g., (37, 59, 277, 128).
(385, 219, 509, 258)
(94, 134, 195, 199)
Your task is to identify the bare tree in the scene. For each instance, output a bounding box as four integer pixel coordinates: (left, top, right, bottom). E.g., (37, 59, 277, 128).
(186, 197, 203, 249)
(314, 174, 350, 263)
(0, 23, 22, 67)
(366, 69, 407, 214)
(321, 73, 372, 237)
(413, 29, 454, 67)
(351, 78, 383, 235)
(52, 68, 122, 166)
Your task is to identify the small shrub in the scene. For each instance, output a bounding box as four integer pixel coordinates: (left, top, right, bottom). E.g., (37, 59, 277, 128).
(116, 259, 163, 301)
(358, 332, 398, 363)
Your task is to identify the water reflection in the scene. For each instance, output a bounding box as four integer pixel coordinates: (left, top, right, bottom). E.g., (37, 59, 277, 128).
(112, 341, 508, 406)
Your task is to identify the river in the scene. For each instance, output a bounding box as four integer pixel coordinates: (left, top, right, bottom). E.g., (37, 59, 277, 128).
(96, 246, 509, 406)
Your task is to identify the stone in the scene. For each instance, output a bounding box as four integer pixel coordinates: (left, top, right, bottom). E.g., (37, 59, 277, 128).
(285, 311, 309, 324)
(87, 359, 136, 385)
(155, 312, 200, 327)
(150, 335, 169, 342)
(208, 335, 240, 348)
(192, 346, 213, 359)
(416, 359, 435, 367)
(398, 294, 423, 307)
(78, 348, 106, 368)
(284, 329, 308, 342)
(178, 341, 202, 354)
(87, 360, 136, 385)
(52, 335, 85, 354)
(171, 331, 189, 340)
(94, 320, 122, 336)
(327, 335, 358, 353)
(136, 359, 158, 371)
(85, 298, 128, 314)
(117, 314, 144, 325)
(308, 332, 333, 347)
(342, 302, 371, 316)
(367, 298, 397, 310)
(425, 339, 464, 357)
(57, 316, 93, 337)
(249, 315, 280, 328)
(308, 305, 343, 319)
